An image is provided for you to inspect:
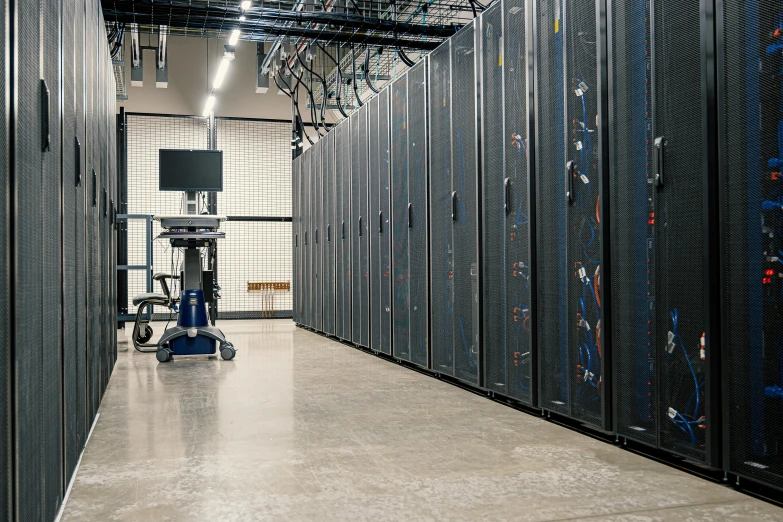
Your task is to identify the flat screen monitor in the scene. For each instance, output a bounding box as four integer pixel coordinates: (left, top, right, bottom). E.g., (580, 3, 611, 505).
(159, 149, 223, 192)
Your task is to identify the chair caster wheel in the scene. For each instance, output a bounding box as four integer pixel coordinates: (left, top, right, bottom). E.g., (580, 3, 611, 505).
(156, 347, 172, 363)
(136, 325, 153, 344)
(220, 343, 236, 361)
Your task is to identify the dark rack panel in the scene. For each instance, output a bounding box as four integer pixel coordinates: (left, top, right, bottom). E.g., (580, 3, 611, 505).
(611, 0, 718, 464)
(535, 0, 610, 430)
(0, 0, 8, 517)
(325, 131, 336, 336)
(481, 0, 534, 405)
(369, 95, 382, 351)
(391, 69, 410, 361)
(408, 61, 429, 369)
(336, 120, 352, 341)
(721, 0, 783, 490)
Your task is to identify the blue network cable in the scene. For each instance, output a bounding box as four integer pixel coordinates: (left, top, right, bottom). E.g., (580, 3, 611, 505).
(665, 309, 705, 445)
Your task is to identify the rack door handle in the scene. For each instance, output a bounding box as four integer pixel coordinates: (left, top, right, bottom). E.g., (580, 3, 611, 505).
(342, 220, 345, 240)
(305, 231, 308, 246)
(315, 228, 319, 244)
(327, 224, 331, 242)
(74, 137, 81, 186)
(295, 233, 298, 247)
(408, 203, 413, 228)
(41, 79, 50, 152)
(379, 211, 383, 234)
(358, 217, 362, 236)
(566, 161, 575, 203)
(451, 191, 457, 221)
(654, 136, 666, 187)
(504, 178, 511, 214)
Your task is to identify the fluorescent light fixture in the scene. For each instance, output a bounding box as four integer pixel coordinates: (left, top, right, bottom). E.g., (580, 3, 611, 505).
(240, 1, 251, 9)
(202, 95, 216, 116)
(239, 15, 246, 21)
(229, 29, 240, 46)
(213, 58, 230, 89)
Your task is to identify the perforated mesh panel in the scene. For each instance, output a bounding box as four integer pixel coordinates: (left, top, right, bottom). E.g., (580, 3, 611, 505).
(314, 140, 323, 330)
(481, 1, 507, 395)
(0, 0, 8, 515)
(379, 88, 392, 355)
(359, 105, 370, 346)
(451, 23, 479, 385)
(335, 120, 351, 340)
(652, 0, 710, 461)
(391, 72, 410, 361)
(610, 0, 657, 448)
(42, 1, 64, 514)
(722, 0, 783, 488)
(369, 96, 381, 351)
(293, 157, 300, 322)
(303, 152, 311, 326)
(536, 0, 570, 417)
(408, 61, 429, 369)
(428, 42, 454, 376)
(15, 0, 45, 516)
(325, 132, 336, 335)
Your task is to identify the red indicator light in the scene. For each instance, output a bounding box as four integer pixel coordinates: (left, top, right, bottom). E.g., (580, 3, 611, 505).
(763, 277, 772, 285)
(765, 269, 775, 276)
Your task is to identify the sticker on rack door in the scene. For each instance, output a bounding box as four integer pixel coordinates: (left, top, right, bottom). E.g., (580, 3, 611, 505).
(667, 407, 678, 419)
(580, 174, 589, 184)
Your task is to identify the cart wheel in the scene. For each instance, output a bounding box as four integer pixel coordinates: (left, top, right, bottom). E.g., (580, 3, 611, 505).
(137, 325, 153, 344)
(156, 347, 172, 363)
(220, 343, 236, 361)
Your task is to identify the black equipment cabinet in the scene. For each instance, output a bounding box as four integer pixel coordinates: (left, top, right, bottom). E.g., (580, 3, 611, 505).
(293, 156, 300, 323)
(610, 0, 720, 463)
(391, 60, 429, 368)
(535, 0, 610, 429)
(335, 120, 352, 341)
(323, 132, 336, 336)
(428, 22, 481, 385)
(313, 139, 323, 332)
(369, 91, 393, 355)
(351, 106, 370, 347)
(303, 151, 311, 328)
(719, 0, 783, 489)
(481, 0, 535, 405)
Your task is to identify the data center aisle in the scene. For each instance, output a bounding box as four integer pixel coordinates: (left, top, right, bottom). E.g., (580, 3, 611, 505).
(61, 320, 781, 521)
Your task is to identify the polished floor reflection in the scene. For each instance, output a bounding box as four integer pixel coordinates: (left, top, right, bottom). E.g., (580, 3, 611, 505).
(61, 320, 782, 521)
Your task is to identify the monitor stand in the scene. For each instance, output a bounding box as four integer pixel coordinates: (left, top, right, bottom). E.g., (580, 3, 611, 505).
(185, 190, 198, 214)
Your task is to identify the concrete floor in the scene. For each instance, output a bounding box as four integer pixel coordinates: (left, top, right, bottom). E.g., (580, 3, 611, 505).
(61, 320, 783, 521)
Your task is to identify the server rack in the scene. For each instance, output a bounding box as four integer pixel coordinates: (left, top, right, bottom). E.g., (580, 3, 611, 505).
(719, 0, 783, 490)
(351, 106, 370, 346)
(313, 139, 323, 331)
(334, 120, 351, 340)
(481, 0, 535, 405)
(0, 1, 8, 518)
(369, 92, 393, 355)
(610, 0, 719, 463)
(391, 61, 430, 368)
(324, 131, 336, 336)
(303, 151, 312, 328)
(534, 0, 611, 430)
(293, 156, 300, 323)
(429, 22, 481, 385)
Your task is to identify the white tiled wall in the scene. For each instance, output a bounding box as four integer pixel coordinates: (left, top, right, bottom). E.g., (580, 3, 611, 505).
(125, 114, 292, 316)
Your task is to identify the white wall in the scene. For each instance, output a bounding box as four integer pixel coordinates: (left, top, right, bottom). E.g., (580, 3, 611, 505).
(117, 34, 326, 123)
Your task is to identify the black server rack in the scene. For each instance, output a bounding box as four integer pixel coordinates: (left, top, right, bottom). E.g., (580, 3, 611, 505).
(351, 106, 370, 346)
(13, 0, 47, 516)
(42, 0, 64, 515)
(369, 92, 392, 355)
(313, 139, 323, 331)
(336, 120, 352, 341)
(391, 61, 429, 368)
(720, 0, 783, 490)
(324, 132, 336, 336)
(610, 0, 719, 463)
(303, 151, 311, 328)
(534, 0, 610, 430)
(481, 0, 535, 405)
(293, 156, 300, 323)
(429, 22, 481, 385)
(0, 0, 8, 517)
